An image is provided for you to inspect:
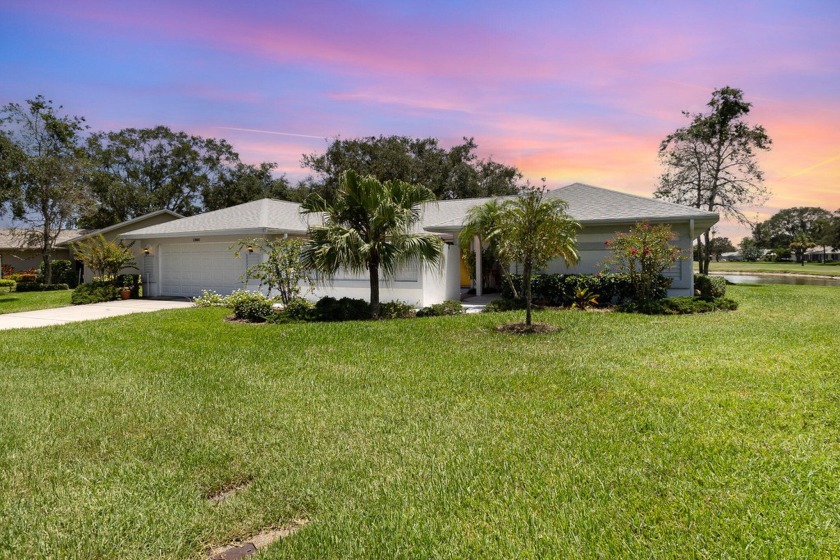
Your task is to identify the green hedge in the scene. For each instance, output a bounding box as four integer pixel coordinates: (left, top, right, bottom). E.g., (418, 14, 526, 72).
(379, 300, 415, 319)
(0, 279, 15, 292)
(71, 282, 119, 305)
(694, 274, 727, 298)
(314, 297, 372, 322)
(16, 282, 71, 292)
(501, 273, 669, 307)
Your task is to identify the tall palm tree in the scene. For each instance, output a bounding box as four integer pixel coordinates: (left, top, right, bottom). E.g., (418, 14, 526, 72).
(300, 170, 443, 317)
(494, 186, 580, 327)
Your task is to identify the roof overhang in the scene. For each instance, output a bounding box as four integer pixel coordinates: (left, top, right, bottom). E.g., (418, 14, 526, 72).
(425, 214, 719, 234)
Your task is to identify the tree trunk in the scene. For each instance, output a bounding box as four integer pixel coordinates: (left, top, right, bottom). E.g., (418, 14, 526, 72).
(695, 236, 704, 272)
(523, 261, 532, 327)
(369, 262, 380, 318)
(42, 250, 52, 284)
(702, 230, 712, 275)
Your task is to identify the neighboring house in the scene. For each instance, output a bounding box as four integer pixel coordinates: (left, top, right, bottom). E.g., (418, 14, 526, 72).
(60, 210, 183, 283)
(121, 183, 718, 304)
(720, 251, 741, 262)
(803, 245, 840, 263)
(0, 228, 85, 277)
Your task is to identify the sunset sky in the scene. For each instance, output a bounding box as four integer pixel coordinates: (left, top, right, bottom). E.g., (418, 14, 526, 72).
(2, 0, 838, 241)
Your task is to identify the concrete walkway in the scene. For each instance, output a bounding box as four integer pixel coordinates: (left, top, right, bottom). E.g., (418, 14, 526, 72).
(461, 294, 499, 314)
(0, 299, 194, 331)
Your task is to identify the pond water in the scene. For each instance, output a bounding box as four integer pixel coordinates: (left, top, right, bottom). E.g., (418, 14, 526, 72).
(713, 273, 840, 287)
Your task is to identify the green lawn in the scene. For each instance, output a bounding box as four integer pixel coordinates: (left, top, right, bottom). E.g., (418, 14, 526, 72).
(0, 285, 838, 558)
(0, 289, 72, 314)
(702, 260, 840, 276)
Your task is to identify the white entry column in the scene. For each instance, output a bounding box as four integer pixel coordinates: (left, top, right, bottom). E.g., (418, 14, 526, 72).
(473, 235, 483, 297)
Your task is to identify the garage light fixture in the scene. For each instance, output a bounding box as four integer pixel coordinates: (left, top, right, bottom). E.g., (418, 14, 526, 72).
(246, 245, 254, 253)
(143, 246, 151, 255)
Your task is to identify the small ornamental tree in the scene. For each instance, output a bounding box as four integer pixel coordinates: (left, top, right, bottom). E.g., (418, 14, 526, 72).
(232, 237, 313, 305)
(71, 234, 137, 281)
(604, 222, 683, 302)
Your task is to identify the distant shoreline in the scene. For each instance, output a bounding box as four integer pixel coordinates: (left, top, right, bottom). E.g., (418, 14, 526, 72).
(709, 271, 840, 281)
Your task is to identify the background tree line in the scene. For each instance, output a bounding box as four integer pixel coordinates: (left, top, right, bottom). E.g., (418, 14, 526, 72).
(1, 95, 521, 281)
(743, 206, 840, 262)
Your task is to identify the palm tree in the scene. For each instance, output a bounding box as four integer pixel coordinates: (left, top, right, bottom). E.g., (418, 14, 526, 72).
(300, 170, 443, 317)
(457, 198, 514, 296)
(494, 186, 580, 327)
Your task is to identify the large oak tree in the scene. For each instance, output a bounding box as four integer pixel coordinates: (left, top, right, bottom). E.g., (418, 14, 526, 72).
(301, 136, 521, 203)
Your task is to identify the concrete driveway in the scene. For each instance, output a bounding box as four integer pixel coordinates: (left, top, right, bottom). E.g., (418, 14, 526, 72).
(0, 299, 193, 331)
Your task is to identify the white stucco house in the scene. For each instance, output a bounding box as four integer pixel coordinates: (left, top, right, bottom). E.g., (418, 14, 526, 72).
(118, 183, 718, 304)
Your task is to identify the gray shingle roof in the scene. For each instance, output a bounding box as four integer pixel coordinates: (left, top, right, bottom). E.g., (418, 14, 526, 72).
(120, 199, 310, 239)
(0, 228, 88, 249)
(62, 209, 183, 244)
(423, 183, 718, 231)
(119, 183, 719, 239)
(545, 183, 718, 223)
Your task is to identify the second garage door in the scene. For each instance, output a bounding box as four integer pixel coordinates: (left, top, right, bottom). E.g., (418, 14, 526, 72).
(159, 242, 248, 297)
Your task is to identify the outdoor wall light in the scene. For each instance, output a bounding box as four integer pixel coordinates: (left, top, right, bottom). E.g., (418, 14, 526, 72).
(143, 246, 151, 255)
(247, 245, 254, 253)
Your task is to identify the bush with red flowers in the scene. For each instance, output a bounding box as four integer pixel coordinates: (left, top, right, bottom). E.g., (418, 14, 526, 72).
(603, 222, 684, 302)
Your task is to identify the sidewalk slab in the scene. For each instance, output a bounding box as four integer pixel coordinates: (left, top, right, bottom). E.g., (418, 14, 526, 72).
(0, 299, 193, 331)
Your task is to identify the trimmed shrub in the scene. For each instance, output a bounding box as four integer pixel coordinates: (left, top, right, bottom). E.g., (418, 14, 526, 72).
(314, 297, 372, 322)
(0, 279, 15, 292)
(416, 300, 464, 317)
(193, 290, 229, 308)
(619, 296, 738, 315)
(72, 282, 119, 304)
(379, 300, 416, 319)
(231, 291, 277, 322)
(40, 283, 70, 291)
(14, 282, 43, 292)
(225, 289, 265, 310)
(282, 298, 316, 321)
(502, 273, 667, 307)
(694, 274, 727, 298)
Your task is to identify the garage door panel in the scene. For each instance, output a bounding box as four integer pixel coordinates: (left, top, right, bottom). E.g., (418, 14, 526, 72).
(160, 243, 247, 297)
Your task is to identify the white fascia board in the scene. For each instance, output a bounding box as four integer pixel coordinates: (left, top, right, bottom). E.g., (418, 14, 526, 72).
(425, 214, 719, 234)
(119, 227, 294, 240)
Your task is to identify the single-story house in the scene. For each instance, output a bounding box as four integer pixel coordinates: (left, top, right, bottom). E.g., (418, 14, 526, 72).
(0, 228, 85, 277)
(61, 210, 183, 283)
(119, 183, 718, 304)
(803, 245, 840, 263)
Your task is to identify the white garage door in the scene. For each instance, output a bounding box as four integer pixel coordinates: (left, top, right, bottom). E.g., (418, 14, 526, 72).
(159, 242, 248, 297)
